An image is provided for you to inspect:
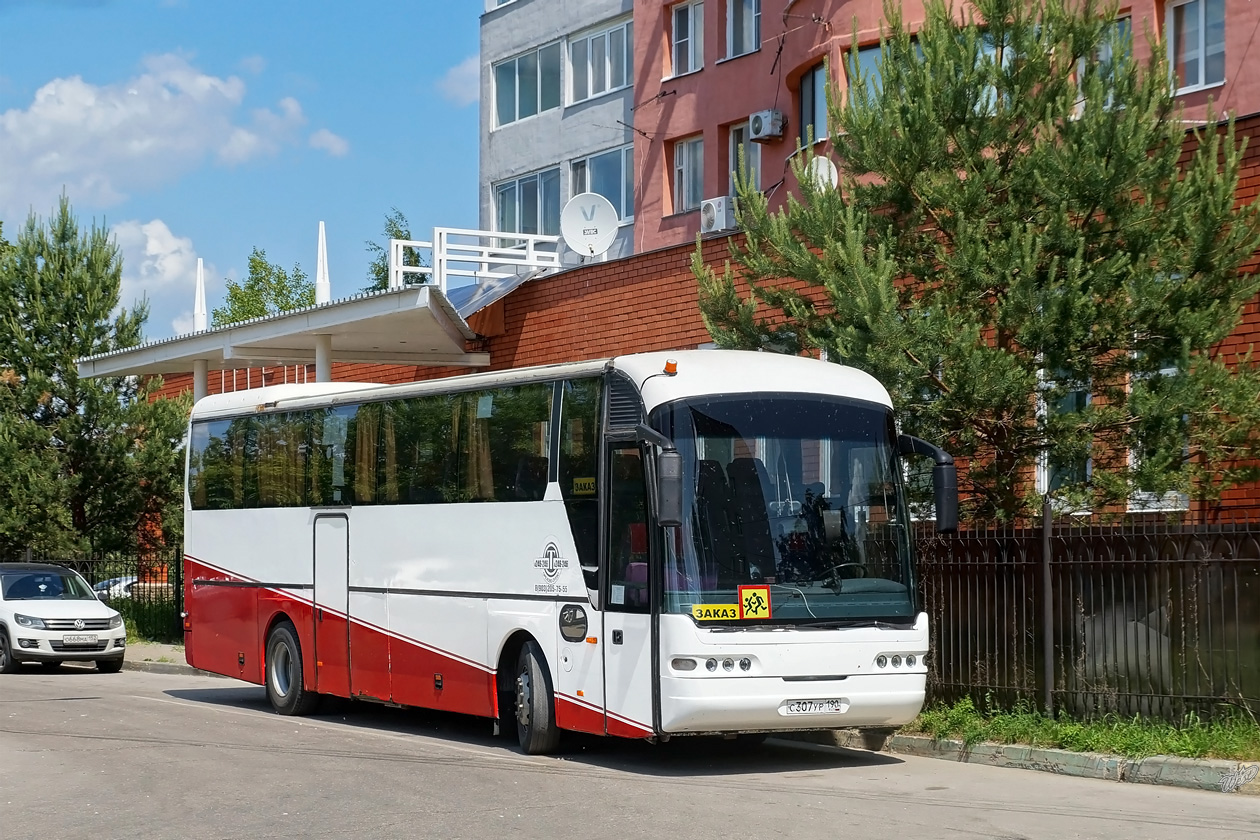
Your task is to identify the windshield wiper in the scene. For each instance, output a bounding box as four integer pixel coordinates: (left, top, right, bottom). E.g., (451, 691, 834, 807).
(799, 618, 916, 631)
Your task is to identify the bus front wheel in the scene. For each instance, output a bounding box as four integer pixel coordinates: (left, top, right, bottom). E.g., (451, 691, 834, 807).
(266, 622, 320, 716)
(514, 641, 560, 755)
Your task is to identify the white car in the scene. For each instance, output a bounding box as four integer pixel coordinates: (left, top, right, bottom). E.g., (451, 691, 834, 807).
(0, 562, 127, 673)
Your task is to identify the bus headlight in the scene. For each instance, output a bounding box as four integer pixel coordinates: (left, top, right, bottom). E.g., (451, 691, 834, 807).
(906, 654, 917, 667)
(739, 658, 751, 671)
(722, 658, 734, 671)
(705, 658, 718, 672)
(891, 655, 903, 668)
(671, 658, 697, 671)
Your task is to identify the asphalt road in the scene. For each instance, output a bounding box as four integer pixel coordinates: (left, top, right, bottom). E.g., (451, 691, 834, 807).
(2, 665, 1256, 840)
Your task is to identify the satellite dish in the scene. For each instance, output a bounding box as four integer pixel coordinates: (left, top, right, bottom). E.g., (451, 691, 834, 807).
(560, 192, 619, 257)
(807, 156, 839, 190)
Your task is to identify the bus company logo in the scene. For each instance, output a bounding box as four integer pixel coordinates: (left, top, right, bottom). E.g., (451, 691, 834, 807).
(535, 542, 569, 581)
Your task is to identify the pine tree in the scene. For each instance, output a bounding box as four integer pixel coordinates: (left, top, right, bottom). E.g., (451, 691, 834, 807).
(211, 247, 314, 327)
(694, 0, 1260, 518)
(0, 197, 189, 554)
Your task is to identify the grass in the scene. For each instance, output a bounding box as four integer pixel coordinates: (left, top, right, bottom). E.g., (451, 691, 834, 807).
(904, 696, 1260, 762)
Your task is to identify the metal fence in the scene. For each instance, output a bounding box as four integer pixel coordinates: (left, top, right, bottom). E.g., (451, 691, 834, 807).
(916, 519, 1260, 721)
(4, 548, 183, 643)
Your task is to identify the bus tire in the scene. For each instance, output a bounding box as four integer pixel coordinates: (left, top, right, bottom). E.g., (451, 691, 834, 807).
(514, 641, 560, 755)
(266, 622, 320, 716)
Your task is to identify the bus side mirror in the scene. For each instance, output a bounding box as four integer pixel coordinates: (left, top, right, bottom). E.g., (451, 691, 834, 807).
(932, 462, 958, 534)
(898, 434, 959, 534)
(656, 450, 684, 528)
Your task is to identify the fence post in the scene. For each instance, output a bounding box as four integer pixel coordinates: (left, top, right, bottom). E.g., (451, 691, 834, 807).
(1042, 494, 1054, 716)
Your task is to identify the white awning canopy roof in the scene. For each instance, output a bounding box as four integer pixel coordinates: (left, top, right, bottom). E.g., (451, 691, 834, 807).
(76, 285, 489, 379)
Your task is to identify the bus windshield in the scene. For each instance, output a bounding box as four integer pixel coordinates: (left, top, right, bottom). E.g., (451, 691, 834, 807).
(654, 394, 916, 625)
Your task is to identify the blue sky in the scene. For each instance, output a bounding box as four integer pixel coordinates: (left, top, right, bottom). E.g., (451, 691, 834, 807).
(0, 0, 481, 339)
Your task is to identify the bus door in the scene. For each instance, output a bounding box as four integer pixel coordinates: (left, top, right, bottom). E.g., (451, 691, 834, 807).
(313, 513, 351, 696)
(602, 443, 656, 738)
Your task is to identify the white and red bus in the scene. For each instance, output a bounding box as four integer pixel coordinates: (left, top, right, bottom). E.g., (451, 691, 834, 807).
(182, 350, 957, 753)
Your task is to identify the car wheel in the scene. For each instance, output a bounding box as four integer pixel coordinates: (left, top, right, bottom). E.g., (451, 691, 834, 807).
(41, 660, 63, 670)
(96, 658, 123, 674)
(265, 622, 320, 715)
(0, 631, 18, 674)
(514, 640, 560, 755)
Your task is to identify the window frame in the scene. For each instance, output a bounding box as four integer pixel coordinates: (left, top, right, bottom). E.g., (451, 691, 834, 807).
(569, 18, 634, 104)
(798, 61, 829, 147)
(494, 167, 563, 236)
(1166, 0, 1226, 94)
(725, 0, 761, 59)
(673, 135, 705, 214)
(670, 0, 705, 77)
(728, 121, 762, 195)
(493, 41, 563, 128)
(1034, 370, 1093, 509)
(571, 143, 636, 222)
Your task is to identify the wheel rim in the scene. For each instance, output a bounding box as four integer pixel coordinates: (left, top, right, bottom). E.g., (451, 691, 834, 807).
(271, 642, 292, 698)
(515, 666, 532, 730)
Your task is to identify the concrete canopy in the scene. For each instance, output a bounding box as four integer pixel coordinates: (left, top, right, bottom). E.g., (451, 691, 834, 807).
(76, 285, 489, 379)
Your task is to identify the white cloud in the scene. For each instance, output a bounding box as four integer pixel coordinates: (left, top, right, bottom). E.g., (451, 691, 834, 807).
(239, 55, 267, 74)
(0, 54, 308, 218)
(436, 55, 479, 108)
(112, 217, 219, 337)
(309, 128, 349, 157)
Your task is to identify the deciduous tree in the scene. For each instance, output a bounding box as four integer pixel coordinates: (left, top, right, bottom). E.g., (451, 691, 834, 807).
(211, 247, 313, 326)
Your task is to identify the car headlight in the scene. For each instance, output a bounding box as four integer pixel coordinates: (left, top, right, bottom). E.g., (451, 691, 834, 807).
(109, 614, 123, 629)
(14, 614, 46, 629)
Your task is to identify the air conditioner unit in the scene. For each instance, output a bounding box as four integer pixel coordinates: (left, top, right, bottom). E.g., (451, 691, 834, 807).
(748, 109, 785, 142)
(700, 196, 736, 234)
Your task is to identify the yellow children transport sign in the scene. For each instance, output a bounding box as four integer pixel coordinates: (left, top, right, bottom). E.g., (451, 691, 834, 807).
(738, 585, 772, 619)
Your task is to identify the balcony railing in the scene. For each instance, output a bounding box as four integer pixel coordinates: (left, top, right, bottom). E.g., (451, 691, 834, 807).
(388, 227, 561, 293)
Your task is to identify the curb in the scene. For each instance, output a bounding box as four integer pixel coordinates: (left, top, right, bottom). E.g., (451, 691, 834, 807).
(782, 729, 1259, 795)
(122, 658, 232, 679)
(885, 734, 1260, 796)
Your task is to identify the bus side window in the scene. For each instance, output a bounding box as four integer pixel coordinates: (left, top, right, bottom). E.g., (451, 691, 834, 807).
(607, 445, 649, 614)
(559, 378, 600, 592)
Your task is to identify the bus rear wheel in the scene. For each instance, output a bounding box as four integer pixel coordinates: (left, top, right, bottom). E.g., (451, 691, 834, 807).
(514, 641, 560, 755)
(266, 622, 320, 716)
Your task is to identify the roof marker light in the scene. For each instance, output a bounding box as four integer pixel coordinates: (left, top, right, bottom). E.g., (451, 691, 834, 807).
(663, 359, 678, 375)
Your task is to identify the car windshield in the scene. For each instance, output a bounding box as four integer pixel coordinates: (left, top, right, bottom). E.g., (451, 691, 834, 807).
(1, 571, 97, 601)
(654, 394, 916, 625)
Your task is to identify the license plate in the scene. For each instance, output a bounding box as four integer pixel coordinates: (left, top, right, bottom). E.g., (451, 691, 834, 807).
(781, 698, 848, 715)
(61, 634, 98, 646)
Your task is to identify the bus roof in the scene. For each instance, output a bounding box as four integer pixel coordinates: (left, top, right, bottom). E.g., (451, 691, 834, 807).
(610, 351, 893, 412)
(187, 350, 892, 421)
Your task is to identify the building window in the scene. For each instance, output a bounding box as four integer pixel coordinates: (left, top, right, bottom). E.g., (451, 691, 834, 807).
(672, 1, 704, 76)
(494, 42, 563, 127)
(1036, 373, 1091, 500)
(799, 62, 828, 146)
(728, 122, 761, 194)
(1167, 0, 1225, 93)
(848, 44, 883, 103)
(571, 19, 634, 103)
(727, 0, 760, 58)
(673, 135, 704, 213)
(572, 144, 635, 220)
(495, 168, 562, 235)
